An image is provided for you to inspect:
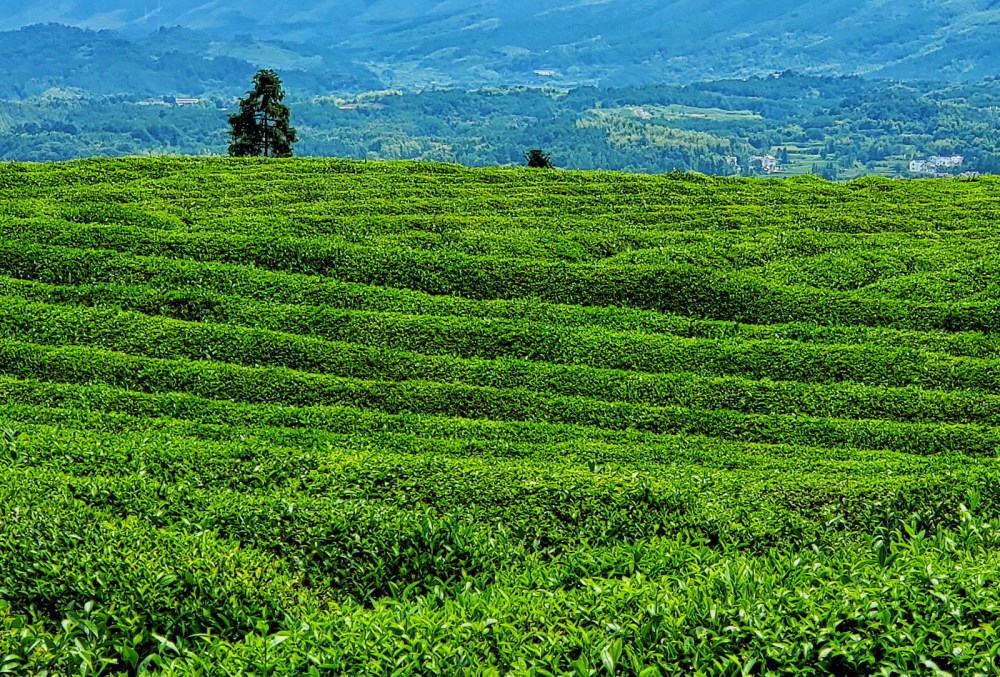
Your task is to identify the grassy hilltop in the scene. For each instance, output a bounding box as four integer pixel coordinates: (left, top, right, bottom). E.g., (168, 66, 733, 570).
(4, 157, 1000, 673)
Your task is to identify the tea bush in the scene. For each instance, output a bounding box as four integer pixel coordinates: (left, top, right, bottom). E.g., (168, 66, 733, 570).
(4, 157, 1000, 673)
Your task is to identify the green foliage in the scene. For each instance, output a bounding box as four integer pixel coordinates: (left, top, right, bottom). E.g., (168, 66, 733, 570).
(524, 149, 554, 169)
(228, 69, 297, 158)
(10, 8, 1000, 92)
(8, 72, 1000, 179)
(5, 157, 1000, 673)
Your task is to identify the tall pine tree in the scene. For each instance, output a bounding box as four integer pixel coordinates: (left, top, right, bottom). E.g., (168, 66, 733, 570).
(227, 69, 297, 157)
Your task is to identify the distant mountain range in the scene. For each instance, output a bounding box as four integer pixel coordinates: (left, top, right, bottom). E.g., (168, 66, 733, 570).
(0, 24, 380, 99)
(6, 1, 1000, 90)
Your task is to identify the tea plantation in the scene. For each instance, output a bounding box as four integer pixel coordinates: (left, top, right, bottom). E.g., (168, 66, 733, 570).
(3, 157, 1000, 674)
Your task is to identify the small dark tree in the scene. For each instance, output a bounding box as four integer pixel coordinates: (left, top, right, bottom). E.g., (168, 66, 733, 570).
(227, 69, 297, 157)
(524, 148, 554, 168)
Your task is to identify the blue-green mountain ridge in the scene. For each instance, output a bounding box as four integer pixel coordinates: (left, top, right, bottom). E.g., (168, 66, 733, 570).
(7, 1, 1000, 87)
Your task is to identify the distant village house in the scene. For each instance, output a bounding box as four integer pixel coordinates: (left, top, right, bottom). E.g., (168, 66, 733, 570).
(749, 154, 780, 174)
(720, 154, 782, 174)
(909, 155, 963, 174)
(929, 155, 963, 168)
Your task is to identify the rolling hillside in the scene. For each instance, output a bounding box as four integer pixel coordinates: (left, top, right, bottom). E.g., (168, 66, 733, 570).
(6, 1, 1000, 86)
(2, 157, 1000, 672)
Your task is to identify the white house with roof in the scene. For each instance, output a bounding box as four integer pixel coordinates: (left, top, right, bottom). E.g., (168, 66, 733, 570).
(749, 154, 779, 173)
(911, 155, 963, 173)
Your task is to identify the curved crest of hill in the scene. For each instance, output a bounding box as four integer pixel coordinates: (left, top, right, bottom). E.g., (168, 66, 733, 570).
(4, 157, 1000, 672)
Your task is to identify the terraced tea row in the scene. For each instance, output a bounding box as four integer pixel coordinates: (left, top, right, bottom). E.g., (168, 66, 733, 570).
(5, 274, 1000, 359)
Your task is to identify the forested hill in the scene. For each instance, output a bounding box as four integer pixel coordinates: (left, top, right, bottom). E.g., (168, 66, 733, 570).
(0, 24, 381, 99)
(7, 0, 1000, 86)
(6, 73, 1000, 180)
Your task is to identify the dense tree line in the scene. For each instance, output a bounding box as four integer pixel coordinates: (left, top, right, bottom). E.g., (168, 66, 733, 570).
(4, 74, 1000, 177)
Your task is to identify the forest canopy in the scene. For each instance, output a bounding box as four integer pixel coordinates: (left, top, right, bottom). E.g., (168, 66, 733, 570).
(3, 73, 1000, 179)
